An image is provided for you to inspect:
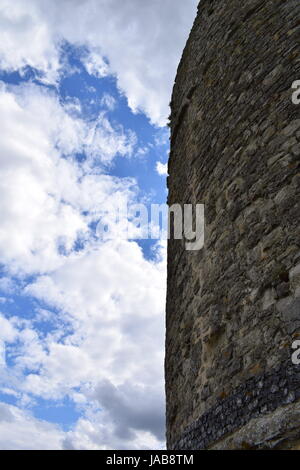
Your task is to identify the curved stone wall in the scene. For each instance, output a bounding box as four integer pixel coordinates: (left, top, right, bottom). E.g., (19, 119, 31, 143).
(166, 0, 300, 449)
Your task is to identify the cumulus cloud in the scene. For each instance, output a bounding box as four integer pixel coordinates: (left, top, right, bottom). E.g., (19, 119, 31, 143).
(0, 0, 198, 125)
(0, 80, 166, 444)
(0, 0, 195, 449)
(0, 402, 63, 450)
(0, 240, 166, 448)
(0, 0, 61, 83)
(93, 380, 165, 441)
(22, 240, 166, 393)
(0, 82, 137, 274)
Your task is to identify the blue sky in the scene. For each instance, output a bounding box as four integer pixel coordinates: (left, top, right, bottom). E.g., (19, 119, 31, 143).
(0, 0, 198, 449)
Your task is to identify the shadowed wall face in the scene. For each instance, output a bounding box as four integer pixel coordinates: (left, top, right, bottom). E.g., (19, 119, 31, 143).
(166, 0, 300, 450)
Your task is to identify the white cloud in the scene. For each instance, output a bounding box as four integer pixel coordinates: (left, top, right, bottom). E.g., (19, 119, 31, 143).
(100, 93, 116, 111)
(0, 239, 166, 449)
(0, 402, 63, 450)
(0, 0, 191, 448)
(23, 240, 166, 393)
(82, 49, 110, 79)
(156, 162, 168, 176)
(0, 0, 198, 125)
(0, 81, 167, 447)
(0, 277, 16, 294)
(0, 314, 18, 343)
(86, 112, 137, 164)
(0, 379, 165, 449)
(0, 0, 61, 84)
(63, 379, 165, 450)
(0, 82, 137, 274)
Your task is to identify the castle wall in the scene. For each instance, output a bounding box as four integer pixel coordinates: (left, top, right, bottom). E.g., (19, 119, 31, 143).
(165, 0, 300, 449)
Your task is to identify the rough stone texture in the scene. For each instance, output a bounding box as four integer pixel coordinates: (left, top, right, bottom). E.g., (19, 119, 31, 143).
(165, 0, 300, 450)
(170, 359, 300, 450)
(209, 400, 300, 450)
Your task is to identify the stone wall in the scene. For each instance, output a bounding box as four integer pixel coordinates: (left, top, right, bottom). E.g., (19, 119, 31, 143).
(165, 0, 300, 449)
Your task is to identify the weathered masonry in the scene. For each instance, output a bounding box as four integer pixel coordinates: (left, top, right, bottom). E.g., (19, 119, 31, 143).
(166, 0, 300, 449)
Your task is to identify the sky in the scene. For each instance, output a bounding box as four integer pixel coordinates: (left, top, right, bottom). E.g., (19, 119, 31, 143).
(0, 0, 198, 449)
